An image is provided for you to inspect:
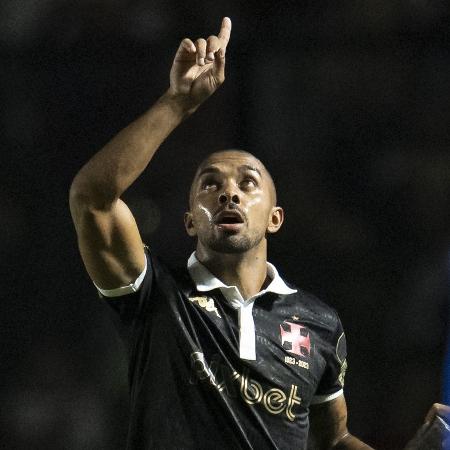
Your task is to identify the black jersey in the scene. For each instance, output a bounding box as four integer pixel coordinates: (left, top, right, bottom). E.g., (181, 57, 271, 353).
(102, 250, 347, 450)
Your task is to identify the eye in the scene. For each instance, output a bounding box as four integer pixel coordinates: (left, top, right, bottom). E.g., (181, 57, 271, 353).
(201, 177, 220, 191)
(240, 178, 257, 189)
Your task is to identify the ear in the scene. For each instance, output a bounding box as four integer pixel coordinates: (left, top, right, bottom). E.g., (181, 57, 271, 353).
(184, 211, 197, 237)
(267, 206, 284, 234)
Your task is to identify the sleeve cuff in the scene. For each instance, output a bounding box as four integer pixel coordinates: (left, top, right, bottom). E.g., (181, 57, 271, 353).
(95, 258, 147, 298)
(310, 389, 343, 405)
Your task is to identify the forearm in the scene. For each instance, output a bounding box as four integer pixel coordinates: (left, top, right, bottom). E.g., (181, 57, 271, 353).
(70, 91, 196, 208)
(332, 433, 374, 450)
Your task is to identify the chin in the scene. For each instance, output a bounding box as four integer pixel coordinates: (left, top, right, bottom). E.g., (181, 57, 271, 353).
(202, 234, 262, 254)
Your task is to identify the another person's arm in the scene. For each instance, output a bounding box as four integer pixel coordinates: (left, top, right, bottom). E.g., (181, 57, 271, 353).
(69, 17, 231, 290)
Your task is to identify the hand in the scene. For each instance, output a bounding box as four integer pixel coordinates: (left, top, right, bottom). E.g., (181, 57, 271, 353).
(403, 403, 450, 450)
(425, 403, 450, 424)
(168, 17, 232, 106)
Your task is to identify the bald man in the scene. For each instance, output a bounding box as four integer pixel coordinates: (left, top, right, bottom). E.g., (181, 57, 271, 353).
(69, 17, 446, 450)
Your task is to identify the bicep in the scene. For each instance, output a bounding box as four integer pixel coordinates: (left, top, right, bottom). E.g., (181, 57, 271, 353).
(308, 395, 349, 449)
(70, 197, 146, 289)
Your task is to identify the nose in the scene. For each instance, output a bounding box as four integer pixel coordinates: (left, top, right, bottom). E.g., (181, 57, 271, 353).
(219, 192, 240, 205)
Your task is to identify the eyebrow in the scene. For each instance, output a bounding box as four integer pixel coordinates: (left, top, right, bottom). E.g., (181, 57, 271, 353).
(197, 166, 221, 178)
(240, 164, 262, 177)
(197, 164, 262, 179)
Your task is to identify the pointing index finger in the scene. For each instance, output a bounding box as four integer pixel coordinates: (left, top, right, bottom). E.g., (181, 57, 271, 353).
(218, 17, 232, 46)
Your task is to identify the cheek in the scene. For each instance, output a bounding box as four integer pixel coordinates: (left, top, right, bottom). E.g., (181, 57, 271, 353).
(245, 196, 263, 210)
(245, 196, 271, 224)
(194, 202, 214, 226)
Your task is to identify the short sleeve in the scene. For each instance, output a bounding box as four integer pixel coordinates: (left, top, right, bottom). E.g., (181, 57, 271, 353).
(95, 256, 148, 298)
(98, 248, 153, 351)
(311, 314, 348, 404)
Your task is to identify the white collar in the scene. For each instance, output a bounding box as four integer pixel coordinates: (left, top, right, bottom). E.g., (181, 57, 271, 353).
(187, 252, 297, 299)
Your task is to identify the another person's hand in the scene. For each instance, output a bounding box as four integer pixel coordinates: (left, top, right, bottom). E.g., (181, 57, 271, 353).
(425, 403, 450, 424)
(404, 403, 450, 449)
(168, 17, 232, 106)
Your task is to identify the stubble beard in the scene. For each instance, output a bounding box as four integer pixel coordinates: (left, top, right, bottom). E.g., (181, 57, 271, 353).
(200, 229, 264, 254)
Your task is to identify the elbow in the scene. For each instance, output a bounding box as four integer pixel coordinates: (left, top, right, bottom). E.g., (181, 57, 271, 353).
(69, 176, 91, 219)
(331, 432, 374, 450)
(69, 174, 114, 214)
(69, 174, 91, 210)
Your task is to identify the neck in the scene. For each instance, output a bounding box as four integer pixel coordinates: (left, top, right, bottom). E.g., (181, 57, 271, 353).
(195, 241, 269, 300)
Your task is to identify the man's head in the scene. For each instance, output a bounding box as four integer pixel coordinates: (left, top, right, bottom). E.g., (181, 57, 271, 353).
(184, 150, 284, 255)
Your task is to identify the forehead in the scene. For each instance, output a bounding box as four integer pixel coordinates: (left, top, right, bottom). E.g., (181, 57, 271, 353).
(189, 150, 277, 207)
(195, 151, 267, 177)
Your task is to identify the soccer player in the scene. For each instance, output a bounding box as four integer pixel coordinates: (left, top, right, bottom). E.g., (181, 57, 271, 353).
(69, 17, 446, 449)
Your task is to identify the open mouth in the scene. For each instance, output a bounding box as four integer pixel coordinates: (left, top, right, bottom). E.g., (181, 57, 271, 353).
(214, 211, 245, 230)
(218, 216, 243, 224)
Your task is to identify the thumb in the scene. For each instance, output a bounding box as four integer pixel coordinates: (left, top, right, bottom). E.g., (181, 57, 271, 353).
(212, 47, 226, 81)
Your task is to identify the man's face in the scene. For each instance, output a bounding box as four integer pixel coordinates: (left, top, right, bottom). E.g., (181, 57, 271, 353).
(185, 151, 283, 254)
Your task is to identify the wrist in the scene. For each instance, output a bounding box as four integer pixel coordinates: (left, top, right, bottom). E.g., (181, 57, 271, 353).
(161, 89, 199, 117)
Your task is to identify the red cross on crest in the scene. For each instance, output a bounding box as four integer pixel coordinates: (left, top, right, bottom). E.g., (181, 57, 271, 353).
(280, 321, 311, 357)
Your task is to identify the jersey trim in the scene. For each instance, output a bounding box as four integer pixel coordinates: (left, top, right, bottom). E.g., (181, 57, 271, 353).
(95, 257, 148, 298)
(310, 389, 344, 405)
(187, 252, 297, 295)
(187, 252, 297, 361)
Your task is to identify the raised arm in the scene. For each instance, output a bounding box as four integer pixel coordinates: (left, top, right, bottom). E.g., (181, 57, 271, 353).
(69, 17, 232, 289)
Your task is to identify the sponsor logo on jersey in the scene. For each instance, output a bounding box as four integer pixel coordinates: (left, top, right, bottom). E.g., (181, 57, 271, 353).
(190, 352, 301, 422)
(188, 295, 222, 318)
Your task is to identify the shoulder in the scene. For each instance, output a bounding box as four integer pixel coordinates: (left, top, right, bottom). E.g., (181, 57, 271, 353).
(147, 250, 194, 294)
(284, 283, 341, 330)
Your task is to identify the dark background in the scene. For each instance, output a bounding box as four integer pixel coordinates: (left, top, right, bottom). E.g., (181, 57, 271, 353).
(1, 0, 449, 449)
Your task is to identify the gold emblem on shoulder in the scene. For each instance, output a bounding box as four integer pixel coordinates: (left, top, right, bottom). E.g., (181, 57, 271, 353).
(338, 359, 347, 387)
(189, 296, 222, 319)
